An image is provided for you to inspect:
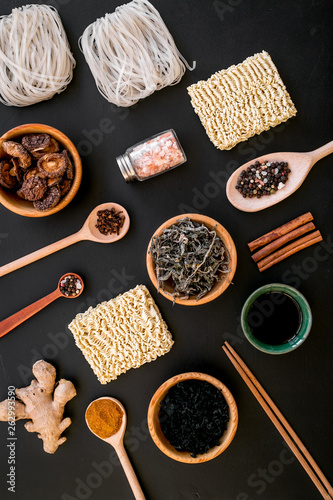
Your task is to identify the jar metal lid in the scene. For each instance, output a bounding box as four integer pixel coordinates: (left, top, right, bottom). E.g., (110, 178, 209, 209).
(116, 154, 136, 182)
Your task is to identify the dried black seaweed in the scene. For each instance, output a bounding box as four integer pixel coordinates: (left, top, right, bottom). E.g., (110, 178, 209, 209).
(149, 218, 230, 301)
(159, 380, 230, 457)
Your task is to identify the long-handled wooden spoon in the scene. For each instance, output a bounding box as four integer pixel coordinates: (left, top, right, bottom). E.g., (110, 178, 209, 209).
(226, 141, 333, 212)
(0, 273, 84, 338)
(86, 397, 146, 500)
(0, 203, 130, 278)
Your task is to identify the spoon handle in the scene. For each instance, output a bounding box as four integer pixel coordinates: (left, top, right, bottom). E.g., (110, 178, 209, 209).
(307, 140, 333, 164)
(0, 231, 82, 278)
(0, 289, 61, 338)
(116, 442, 146, 500)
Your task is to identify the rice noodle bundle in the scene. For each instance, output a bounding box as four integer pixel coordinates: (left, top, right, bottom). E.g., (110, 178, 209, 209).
(0, 4, 76, 107)
(79, 0, 194, 107)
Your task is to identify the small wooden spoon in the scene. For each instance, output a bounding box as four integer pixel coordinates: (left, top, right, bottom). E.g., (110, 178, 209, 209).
(0, 273, 84, 338)
(226, 141, 333, 212)
(85, 397, 146, 500)
(0, 203, 130, 277)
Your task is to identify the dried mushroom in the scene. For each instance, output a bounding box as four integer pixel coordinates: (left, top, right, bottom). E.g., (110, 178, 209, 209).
(0, 132, 74, 211)
(0, 160, 16, 189)
(63, 150, 74, 180)
(22, 134, 59, 158)
(37, 152, 67, 178)
(34, 185, 61, 211)
(2, 140, 31, 169)
(17, 176, 47, 201)
(11, 158, 23, 184)
(47, 176, 63, 188)
(24, 166, 46, 181)
(47, 139, 60, 155)
(59, 178, 72, 197)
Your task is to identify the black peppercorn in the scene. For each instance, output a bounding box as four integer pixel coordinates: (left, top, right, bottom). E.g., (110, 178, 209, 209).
(60, 275, 83, 297)
(235, 160, 290, 199)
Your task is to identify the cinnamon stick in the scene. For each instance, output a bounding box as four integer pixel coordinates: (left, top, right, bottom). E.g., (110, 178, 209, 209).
(252, 222, 316, 262)
(258, 231, 323, 272)
(248, 212, 314, 252)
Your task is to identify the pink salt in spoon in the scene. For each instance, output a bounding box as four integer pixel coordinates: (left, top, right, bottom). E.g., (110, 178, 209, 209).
(0, 273, 84, 338)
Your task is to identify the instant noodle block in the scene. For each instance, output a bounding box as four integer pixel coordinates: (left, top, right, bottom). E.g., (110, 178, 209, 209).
(68, 285, 174, 384)
(187, 51, 297, 151)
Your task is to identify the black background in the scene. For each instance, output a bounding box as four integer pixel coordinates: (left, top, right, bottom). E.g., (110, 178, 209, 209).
(0, 1, 332, 499)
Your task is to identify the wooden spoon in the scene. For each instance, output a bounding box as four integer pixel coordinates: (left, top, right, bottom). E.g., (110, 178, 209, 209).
(0, 273, 84, 338)
(226, 141, 333, 212)
(85, 397, 146, 500)
(0, 203, 130, 277)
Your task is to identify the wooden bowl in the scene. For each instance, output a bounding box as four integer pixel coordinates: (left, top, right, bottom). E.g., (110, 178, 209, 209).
(147, 372, 238, 464)
(0, 123, 82, 217)
(146, 214, 237, 305)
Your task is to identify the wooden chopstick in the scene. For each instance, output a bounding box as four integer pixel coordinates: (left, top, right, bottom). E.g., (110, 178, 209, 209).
(222, 342, 333, 500)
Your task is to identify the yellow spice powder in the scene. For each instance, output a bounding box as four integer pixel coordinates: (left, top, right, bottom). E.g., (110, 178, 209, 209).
(86, 399, 123, 439)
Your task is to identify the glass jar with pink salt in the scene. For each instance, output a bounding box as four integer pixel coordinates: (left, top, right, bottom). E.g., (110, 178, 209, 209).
(116, 129, 186, 182)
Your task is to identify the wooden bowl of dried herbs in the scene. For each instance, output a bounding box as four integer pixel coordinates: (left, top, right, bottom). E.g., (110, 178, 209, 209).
(147, 372, 238, 464)
(146, 214, 237, 305)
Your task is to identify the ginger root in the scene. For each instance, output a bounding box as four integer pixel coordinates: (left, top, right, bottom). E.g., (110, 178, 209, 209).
(0, 360, 76, 453)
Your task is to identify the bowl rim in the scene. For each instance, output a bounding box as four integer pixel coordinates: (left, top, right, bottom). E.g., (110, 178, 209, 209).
(146, 213, 237, 306)
(147, 371, 238, 464)
(241, 283, 312, 354)
(0, 123, 82, 217)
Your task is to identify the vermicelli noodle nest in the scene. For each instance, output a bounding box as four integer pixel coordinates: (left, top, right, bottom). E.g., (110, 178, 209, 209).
(79, 0, 194, 107)
(0, 4, 76, 107)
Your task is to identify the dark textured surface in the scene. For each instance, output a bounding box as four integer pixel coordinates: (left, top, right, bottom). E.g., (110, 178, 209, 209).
(0, 1, 332, 499)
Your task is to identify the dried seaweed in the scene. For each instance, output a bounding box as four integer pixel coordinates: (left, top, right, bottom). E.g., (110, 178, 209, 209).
(149, 218, 230, 301)
(159, 380, 230, 457)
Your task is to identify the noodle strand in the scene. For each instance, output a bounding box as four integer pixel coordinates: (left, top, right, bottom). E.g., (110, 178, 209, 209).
(79, 0, 194, 107)
(0, 4, 76, 107)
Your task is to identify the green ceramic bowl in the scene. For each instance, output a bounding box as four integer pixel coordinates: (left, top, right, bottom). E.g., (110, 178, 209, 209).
(241, 283, 312, 354)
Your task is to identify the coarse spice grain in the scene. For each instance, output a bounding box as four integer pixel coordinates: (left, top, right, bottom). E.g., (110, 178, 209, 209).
(86, 399, 123, 439)
(59, 275, 82, 297)
(95, 208, 125, 235)
(236, 160, 290, 198)
(130, 130, 185, 179)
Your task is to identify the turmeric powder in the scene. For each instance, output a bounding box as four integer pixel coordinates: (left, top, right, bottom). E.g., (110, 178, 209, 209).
(86, 399, 123, 439)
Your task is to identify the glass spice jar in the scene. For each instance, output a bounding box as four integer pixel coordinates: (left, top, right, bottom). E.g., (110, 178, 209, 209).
(116, 129, 186, 182)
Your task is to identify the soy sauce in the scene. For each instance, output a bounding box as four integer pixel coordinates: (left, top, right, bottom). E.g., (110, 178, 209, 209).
(247, 292, 302, 345)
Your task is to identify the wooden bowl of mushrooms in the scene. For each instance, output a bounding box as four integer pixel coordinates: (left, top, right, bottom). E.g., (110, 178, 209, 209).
(0, 123, 82, 217)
